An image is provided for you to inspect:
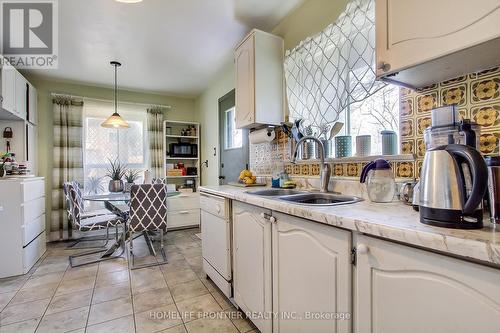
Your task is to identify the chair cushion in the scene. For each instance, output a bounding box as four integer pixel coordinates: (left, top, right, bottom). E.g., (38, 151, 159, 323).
(81, 209, 111, 219)
(79, 214, 123, 231)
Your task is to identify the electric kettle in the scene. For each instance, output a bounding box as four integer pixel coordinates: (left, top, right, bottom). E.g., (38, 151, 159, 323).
(360, 159, 395, 203)
(419, 144, 488, 229)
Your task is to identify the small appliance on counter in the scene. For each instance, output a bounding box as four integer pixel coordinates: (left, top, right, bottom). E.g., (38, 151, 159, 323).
(486, 156, 500, 224)
(419, 144, 488, 229)
(360, 158, 395, 203)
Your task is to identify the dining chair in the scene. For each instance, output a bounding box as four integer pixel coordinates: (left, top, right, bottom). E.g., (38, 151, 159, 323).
(65, 183, 126, 267)
(151, 177, 167, 184)
(63, 181, 113, 249)
(127, 184, 168, 270)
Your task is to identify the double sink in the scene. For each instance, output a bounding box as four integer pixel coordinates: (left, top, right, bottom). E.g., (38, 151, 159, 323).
(246, 189, 363, 206)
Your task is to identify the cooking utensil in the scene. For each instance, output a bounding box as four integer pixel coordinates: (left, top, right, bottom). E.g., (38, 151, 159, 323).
(329, 122, 344, 140)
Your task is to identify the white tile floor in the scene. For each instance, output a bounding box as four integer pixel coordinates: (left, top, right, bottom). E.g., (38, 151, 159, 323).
(0, 228, 257, 333)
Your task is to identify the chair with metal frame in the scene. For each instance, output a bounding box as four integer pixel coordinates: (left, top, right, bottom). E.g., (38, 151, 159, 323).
(126, 184, 168, 270)
(63, 181, 113, 249)
(66, 183, 126, 267)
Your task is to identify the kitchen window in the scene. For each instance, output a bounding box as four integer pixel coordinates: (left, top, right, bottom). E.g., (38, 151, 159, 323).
(224, 107, 243, 149)
(83, 99, 149, 194)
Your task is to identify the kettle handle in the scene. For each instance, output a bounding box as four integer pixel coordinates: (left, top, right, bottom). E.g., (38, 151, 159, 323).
(445, 144, 488, 215)
(360, 161, 375, 183)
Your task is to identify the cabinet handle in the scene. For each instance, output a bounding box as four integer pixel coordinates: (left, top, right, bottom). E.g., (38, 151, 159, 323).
(357, 244, 369, 254)
(378, 62, 391, 72)
(260, 212, 275, 223)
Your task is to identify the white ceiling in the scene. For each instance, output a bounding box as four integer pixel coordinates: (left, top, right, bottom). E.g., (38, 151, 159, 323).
(24, 0, 305, 96)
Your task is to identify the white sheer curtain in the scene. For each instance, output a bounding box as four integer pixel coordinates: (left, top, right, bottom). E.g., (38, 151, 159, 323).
(284, 0, 386, 135)
(83, 99, 149, 194)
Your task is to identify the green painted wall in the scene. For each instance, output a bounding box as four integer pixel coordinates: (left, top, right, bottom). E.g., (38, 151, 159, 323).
(25, 75, 197, 232)
(196, 0, 349, 186)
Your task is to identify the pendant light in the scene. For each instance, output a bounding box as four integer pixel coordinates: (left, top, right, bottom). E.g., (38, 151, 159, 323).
(101, 61, 130, 129)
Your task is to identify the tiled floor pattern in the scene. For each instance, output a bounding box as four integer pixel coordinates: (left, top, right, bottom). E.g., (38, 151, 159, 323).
(0, 228, 257, 333)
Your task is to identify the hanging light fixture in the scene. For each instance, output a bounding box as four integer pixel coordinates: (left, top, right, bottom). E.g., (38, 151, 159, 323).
(101, 61, 130, 129)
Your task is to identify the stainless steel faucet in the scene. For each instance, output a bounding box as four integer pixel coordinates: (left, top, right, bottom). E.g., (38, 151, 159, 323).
(291, 136, 331, 193)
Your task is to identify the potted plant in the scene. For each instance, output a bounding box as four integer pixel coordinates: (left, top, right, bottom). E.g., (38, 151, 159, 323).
(124, 169, 141, 192)
(85, 176, 105, 194)
(106, 158, 127, 192)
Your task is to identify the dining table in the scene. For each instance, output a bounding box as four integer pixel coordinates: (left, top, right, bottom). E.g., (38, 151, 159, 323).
(83, 191, 180, 258)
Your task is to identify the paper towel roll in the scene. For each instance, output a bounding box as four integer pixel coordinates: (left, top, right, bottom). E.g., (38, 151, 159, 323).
(249, 128, 276, 144)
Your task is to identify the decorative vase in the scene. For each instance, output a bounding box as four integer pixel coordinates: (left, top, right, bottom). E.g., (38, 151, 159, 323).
(124, 182, 134, 193)
(108, 180, 124, 193)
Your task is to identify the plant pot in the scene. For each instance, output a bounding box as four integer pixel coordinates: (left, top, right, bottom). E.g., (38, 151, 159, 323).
(124, 182, 134, 193)
(108, 180, 124, 193)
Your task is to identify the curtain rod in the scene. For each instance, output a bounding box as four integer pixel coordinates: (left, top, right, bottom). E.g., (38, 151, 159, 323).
(50, 93, 172, 109)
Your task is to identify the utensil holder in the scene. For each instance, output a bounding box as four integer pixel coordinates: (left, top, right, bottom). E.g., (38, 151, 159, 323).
(335, 136, 352, 158)
(356, 135, 371, 157)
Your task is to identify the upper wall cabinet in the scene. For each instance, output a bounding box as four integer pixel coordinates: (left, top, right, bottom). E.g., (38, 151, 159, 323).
(376, 0, 500, 88)
(15, 71, 28, 120)
(235, 29, 284, 129)
(1, 61, 16, 115)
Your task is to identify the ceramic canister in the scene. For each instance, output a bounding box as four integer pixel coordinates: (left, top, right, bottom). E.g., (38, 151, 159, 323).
(356, 135, 371, 157)
(321, 139, 334, 159)
(381, 130, 398, 155)
(335, 136, 352, 158)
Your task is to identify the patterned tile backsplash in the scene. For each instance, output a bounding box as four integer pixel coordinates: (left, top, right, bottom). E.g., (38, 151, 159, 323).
(250, 67, 500, 180)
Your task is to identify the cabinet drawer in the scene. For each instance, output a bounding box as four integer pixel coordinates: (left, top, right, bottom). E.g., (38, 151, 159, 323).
(23, 213, 45, 246)
(200, 193, 229, 219)
(23, 231, 46, 273)
(22, 196, 45, 224)
(167, 209, 200, 229)
(168, 193, 200, 212)
(21, 180, 44, 202)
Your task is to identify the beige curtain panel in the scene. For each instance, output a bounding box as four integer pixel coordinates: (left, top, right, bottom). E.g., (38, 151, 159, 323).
(52, 96, 84, 240)
(147, 107, 167, 179)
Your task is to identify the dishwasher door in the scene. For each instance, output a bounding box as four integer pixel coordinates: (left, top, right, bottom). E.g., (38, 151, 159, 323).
(201, 210, 231, 280)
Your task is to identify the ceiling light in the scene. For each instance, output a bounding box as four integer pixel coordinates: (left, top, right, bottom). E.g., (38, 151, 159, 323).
(101, 61, 130, 129)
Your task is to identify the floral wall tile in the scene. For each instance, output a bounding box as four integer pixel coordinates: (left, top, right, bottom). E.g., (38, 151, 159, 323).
(441, 84, 467, 106)
(416, 92, 438, 113)
(471, 78, 500, 104)
(471, 104, 500, 128)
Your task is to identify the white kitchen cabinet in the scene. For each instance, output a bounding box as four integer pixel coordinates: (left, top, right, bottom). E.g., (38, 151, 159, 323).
(1, 60, 16, 115)
(15, 72, 27, 120)
(354, 234, 500, 333)
(0, 178, 46, 278)
(376, 0, 500, 88)
(272, 212, 352, 333)
(234, 29, 284, 129)
(233, 201, 273, 333)
(167, 192, 200, 229)
(28, 83, 37, 125)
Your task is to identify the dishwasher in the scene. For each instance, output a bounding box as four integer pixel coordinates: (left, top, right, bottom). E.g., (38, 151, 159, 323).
(200, 192, 232, 297)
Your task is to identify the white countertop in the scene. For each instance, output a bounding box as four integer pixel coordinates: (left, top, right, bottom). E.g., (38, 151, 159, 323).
(200, 185, 500, 266)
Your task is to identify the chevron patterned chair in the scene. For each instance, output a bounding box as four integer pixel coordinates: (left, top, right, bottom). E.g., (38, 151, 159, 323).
(65, 183, 126, 267)
(127, 184, 168, 269)
(63, 181, 114, 249)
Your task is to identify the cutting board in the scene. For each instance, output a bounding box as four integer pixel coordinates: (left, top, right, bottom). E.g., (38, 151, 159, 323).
(228, 182, 267, 188)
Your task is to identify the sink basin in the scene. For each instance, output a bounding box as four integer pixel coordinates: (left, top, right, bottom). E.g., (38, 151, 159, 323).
(278, 193, 363, 206)
(246, 189, 306, 196)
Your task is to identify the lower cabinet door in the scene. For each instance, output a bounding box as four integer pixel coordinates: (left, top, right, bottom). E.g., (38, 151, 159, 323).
(233, 201, 272, 333)
(354, 234, 500, 333)
(272, 212, 352, 333)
